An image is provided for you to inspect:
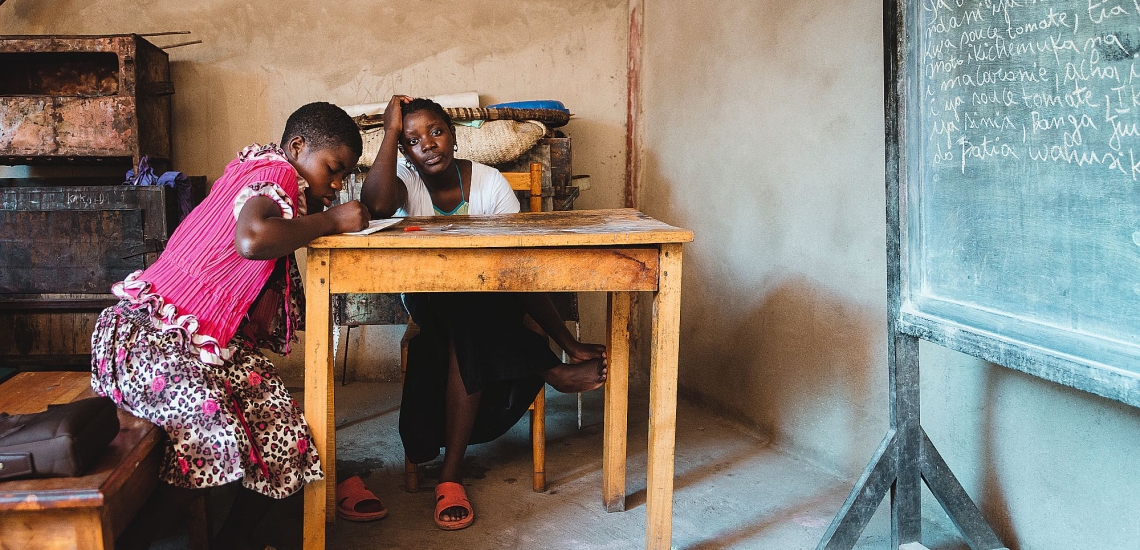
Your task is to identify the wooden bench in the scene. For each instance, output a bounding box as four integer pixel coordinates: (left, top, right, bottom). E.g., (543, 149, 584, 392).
(0, 371, 207, 550)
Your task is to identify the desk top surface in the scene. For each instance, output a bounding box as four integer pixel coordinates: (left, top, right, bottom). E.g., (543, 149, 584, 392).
(309, 208, 693, 249)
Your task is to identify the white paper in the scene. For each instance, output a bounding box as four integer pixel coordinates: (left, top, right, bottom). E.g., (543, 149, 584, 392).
(343, 218, 401, 236)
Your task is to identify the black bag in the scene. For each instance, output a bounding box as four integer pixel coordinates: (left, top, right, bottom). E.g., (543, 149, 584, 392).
(0, 396, 121, 480)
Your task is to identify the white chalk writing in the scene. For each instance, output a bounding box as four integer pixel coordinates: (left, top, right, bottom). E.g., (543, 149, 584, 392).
(921, 0, 1140, 179)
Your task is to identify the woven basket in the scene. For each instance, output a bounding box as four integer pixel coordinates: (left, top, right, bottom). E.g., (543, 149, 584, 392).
(355, 107, 570, 129)
(358, 120, 547, 168)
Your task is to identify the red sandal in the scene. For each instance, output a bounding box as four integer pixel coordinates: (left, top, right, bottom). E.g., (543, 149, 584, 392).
(434, 481, 474, 530)
(336, 476, 388, 522)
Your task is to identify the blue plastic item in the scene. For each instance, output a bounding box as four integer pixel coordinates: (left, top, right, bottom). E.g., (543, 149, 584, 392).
(486, 100, 570, 113)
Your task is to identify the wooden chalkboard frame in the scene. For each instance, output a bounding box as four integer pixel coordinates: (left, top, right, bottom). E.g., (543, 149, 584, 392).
(889, 0, 1140, 405)
(817, 0, 1013, 547)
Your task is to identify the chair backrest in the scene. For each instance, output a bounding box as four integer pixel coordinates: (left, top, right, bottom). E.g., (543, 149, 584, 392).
(501, 162, 543, 213)
(502, 161, 577, 322)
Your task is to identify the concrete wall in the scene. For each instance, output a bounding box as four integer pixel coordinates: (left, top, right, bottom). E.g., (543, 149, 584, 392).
(639, 1, 1140, 548)
(0, 0, 629, 380)
(8, 0, 1140, 547)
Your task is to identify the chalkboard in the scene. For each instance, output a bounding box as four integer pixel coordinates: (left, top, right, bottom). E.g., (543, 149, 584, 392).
(900, 0, 1140, 405)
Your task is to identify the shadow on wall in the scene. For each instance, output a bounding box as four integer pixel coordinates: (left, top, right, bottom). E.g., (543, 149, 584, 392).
(635, 152, 887, 473)
(683, 273, 883, 468)
(979, 362, 1019, 550)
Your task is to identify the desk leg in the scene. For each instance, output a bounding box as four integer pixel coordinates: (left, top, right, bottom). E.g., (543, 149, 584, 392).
(647, 244, 682, 550)
(304, 249, 334, 550)
(603, 291, 631, 512)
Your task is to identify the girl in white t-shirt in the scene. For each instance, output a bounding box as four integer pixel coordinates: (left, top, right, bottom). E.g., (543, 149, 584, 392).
(361, 95, 608, 531)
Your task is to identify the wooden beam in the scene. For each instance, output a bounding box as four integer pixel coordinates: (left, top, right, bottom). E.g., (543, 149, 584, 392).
(646, 244, 682, 549)
(920, 431, 1007, 550)
(817, 432, 898, 550)
(603, 291, 631, 512)
(328, 247, 661, 293)
(304, 249, 333, 545)
(625, 0, 645, 209)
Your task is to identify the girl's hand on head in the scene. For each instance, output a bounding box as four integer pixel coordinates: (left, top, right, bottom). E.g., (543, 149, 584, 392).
(382, 95, 414, 138)
(564, 341, 607, 366)
(326, 200, 371, 233)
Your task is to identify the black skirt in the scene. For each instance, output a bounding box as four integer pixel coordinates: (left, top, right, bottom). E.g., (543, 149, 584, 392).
(399, 293, 561, 464)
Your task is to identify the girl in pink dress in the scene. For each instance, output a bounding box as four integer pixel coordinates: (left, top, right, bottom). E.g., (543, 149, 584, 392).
(90, 102, 370, 550)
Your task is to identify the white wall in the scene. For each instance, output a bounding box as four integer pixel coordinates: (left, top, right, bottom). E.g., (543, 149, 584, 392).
(641, 0, 890, 473)
(0, 0, 630, 381)
(9, 1, 1140, 546)
(639, 0, 1140, 548)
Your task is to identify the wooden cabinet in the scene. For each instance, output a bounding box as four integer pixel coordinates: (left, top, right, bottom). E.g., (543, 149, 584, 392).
(0, 35, 173, 171)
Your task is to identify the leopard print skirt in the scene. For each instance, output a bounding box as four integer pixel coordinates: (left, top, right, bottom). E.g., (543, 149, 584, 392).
(90, 301, 322, 499)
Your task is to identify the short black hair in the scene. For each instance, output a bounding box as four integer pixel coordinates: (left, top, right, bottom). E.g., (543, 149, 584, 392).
(401, 97, 453, 129)
(280, 101, 363, 158)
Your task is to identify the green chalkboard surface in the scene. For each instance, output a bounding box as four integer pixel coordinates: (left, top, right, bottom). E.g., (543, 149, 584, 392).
(902, 0, 1140, 404)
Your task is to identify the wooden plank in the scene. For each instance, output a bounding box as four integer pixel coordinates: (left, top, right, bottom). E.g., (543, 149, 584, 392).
(0, 312, 99, 362)
(530, 386, 546, 493)
(0, 411, 160, 513)
(185, 493, 210, 550)
(603, 291, 631, 513)
(329, 247, 660, 293)
(920, 431, 1006, 550)
(900, 308, 1140, 409)
(0, 371, 91, 413)
(98, 415, 161, 537)
(625, 0, 644, 209)
(817, 432, 899, 550)
(646, 244, 681, 550)
(303, 249, 333, 548)
(309, 209, 693, 249)
(892, 334, 922, 546)
(0, 507, 108, 550)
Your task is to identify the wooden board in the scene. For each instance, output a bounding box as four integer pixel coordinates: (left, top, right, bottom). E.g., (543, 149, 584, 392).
(328, 247, 661, 293)
(0, 186, 170, 296)
(0, 371, 92, 413)
(0, 372, 162, 512)
(310, 208, 693, 249)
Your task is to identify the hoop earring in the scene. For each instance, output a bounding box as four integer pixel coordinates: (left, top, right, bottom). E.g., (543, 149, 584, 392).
(453, 143, 459, 152)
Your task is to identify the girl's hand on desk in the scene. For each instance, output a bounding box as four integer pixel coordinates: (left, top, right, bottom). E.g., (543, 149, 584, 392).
(325, 200, 371, 233)
(564, 341, 607, 366)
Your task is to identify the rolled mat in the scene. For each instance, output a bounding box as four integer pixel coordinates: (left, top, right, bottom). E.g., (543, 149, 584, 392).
(355, 107, 570, 129)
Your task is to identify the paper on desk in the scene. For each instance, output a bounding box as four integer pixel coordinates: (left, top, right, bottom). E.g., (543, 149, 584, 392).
(344, 218, 401, 235)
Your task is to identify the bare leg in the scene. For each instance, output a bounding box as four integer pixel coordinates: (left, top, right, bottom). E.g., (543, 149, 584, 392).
(213, 487, 275, 550)
(439, 335, 480, 523)
(116, 483, 200, 550)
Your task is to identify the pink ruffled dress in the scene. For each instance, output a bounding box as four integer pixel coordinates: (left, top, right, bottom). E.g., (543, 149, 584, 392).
(90, 144, 322, 498)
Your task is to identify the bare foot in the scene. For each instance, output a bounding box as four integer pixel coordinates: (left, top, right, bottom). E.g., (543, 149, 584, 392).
(542, 359, 607, 393)
(439, 505, 469, 522)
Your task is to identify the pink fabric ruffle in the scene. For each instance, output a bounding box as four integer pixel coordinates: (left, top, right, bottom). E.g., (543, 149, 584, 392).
(112, 270, 232, 366)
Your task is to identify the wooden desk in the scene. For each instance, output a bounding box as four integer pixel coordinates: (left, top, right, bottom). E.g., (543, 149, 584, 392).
(0, 372, 169, 550)
(303, 208, 692, 549)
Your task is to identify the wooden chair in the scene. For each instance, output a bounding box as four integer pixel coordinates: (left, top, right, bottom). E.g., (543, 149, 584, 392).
(402, 162, 559, 494)
(504, 161, 545, 214)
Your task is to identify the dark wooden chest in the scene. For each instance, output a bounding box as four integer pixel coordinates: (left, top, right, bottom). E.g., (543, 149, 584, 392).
(0, 34, 173, 171)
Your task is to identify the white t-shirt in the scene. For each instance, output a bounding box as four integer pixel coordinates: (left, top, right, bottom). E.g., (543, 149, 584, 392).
(395, 161, 520, 217)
